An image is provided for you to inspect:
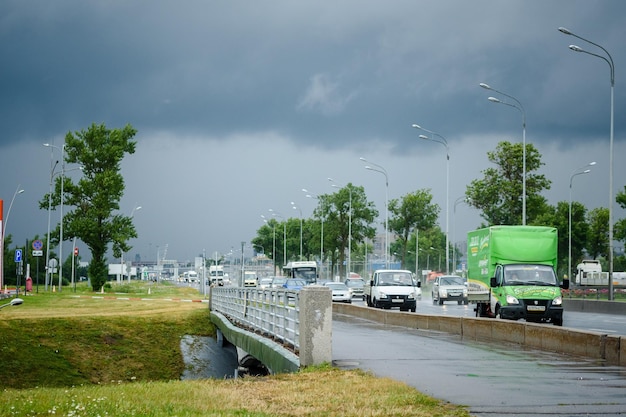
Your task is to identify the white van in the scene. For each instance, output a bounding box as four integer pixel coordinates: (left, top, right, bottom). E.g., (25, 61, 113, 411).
(363, 269, 420, 312)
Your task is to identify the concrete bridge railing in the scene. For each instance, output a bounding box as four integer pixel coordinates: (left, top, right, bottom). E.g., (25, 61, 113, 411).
(210, 286, 332, 372)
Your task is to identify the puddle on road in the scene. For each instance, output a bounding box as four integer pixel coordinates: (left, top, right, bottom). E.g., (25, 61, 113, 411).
(180, 335, 238, 380)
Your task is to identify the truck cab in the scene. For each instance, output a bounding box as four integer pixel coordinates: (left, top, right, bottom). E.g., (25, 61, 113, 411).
(488, 264, 568, 326)
(364, 269, 420, 312)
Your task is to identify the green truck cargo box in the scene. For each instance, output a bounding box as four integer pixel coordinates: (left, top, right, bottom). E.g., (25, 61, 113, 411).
(467, 225, 568, 326)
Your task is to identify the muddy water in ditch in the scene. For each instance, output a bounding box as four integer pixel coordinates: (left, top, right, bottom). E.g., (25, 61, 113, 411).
(180, 335, 238, 380)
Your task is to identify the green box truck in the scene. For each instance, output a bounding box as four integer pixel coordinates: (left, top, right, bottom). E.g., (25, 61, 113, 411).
(467, 225, 569, 326)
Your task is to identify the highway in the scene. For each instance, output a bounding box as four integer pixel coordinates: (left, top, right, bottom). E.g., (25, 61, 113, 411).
(333, 297, 626, 416)
(351, 293, 626, 336)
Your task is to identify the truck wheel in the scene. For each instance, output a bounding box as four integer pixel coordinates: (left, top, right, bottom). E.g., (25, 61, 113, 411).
(457, 300, 463, 305)
(410, 307, 416, 312)
(438, 298, 444, 305)
(553, 317, 563, 326)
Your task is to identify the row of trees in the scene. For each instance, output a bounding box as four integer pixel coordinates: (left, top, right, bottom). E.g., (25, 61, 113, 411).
(3, 130, 625, 290)
(252, 141, 626, 279)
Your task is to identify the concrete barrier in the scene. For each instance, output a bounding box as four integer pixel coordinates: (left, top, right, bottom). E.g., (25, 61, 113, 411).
(333, 303, 625, 366)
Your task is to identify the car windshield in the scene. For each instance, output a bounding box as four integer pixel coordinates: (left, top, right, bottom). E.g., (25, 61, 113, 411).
(377, 272, 414, 286)
(504, 265, 557, 286)
(326, 283, 348, 290)
(440, 276, 464, 286)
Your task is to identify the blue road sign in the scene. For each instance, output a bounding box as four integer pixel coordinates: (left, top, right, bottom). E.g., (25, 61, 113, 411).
(15, 249, 22, 263)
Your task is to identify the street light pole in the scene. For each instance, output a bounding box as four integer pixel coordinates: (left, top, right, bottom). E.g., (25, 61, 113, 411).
(291, 202, 303, 259)
(479, 83, 527, 226)
(121, 205, 142, 283)
(559, 26, 615, 300)
(569, 162, 595, 283)
(329, 179, 352, 279)
(360, 158, 389, 268)
(44, 143, 66, 291)
(453, 196, 466, 274)
(411, 125, 450, 274)
(261, 215, 277, 275)
(269, 209, 287, 267)
(0, 185, 25, 292)
(303, 189, 325, 279)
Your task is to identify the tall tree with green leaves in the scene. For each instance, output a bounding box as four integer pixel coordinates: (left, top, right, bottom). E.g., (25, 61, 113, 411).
(40, 123, 138, 291)
(587, 207, 609, 263)
(534, 201, 589, 279)
(615, 186, 626, 246)
(465, 141, 551, 226)
(388, 189, 439, 268)
(313, 184, 378, 279)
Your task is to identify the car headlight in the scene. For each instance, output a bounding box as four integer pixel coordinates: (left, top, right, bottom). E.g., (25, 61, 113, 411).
(440, 289, 447, 297)
(552, 296, 563, 306)
(506, 294, 519, 305)
(463, 288, 468, 296)
(379, 292, 388, 299)
(407, 292, 415, 299)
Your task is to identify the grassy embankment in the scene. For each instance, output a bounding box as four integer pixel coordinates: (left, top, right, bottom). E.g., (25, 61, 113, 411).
(0, 281, 471, 416)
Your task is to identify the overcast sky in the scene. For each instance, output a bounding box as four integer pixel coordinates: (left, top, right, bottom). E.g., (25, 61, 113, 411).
(1, 0, 625, 265)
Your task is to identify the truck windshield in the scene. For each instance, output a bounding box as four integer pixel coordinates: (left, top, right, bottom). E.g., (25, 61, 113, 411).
(378, 272, 415, 286)
(504, 265, 557, 286)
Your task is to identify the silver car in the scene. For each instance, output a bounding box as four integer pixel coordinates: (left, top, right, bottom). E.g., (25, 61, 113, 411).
(432, 275, 468, 305)
(323, 282, 352, 303)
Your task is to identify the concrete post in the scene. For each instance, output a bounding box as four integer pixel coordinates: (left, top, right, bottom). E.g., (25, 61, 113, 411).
(298, 286, 332, 366)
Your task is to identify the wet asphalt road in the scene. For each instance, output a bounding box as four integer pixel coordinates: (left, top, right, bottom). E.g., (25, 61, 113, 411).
(332, 310, 626, 416)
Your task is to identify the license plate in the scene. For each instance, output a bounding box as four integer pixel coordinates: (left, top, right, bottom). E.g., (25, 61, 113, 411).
(527, 305, 546, 312)
(392, 298, 404, 303)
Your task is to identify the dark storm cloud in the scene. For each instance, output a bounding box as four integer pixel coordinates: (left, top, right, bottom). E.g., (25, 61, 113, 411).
(2, 0, 624, 151)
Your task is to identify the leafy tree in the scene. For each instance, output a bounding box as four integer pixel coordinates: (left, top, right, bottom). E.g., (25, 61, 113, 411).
(313, 184, 378, 279)
(388, 189, 439, 270)
(615, 186, 626, 245)
(587, 207, 609, 262)
(535, 201, 589, 279)
(465, 141, 551, 226)
(39, 123, 138, 291)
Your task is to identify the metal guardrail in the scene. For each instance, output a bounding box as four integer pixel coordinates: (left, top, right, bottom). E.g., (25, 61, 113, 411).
(210, 287, 300, 352)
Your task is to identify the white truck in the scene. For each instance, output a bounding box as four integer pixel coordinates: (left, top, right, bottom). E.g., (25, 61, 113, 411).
(243, 271, 258, 287)
(364, 269, 421, 312)
(209, 265, 225, 286)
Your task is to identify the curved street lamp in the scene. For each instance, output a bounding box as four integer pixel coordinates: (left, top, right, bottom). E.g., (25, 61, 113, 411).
(412, 124, 450, 274)
(269, 209, 287, 266)
(43, 143, 66, 292)
(290, 202, 303, 259)
(479, 83, 527, 226)
(261, 215, 277, 275)
(360, 158, 389, 268)
(569, 162, 595, 283)
(0, 185, 25, 291)
(559, 26, 615, 300)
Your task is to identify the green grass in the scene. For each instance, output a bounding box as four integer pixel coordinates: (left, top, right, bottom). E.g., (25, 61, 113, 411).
(0, 281, 472, 416)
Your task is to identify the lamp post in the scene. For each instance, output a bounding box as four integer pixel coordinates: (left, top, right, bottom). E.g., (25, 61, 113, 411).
(44, 142, 66, 292)
(290, 202, 303, 259)
(303, 189, 325, 279)
(328, 179, 352, 279)
(569, 162, 595, 283)
(269, 209, 287, 267)
(559, 26, 615, 300)
(479, 83, 527, 226)
(121, 205, 142, 283)
(0, 185, 25, 292)
(452, 196, 467, 274)
(360, 157, 389, 268)
(411, 124, 450, 274)
(261, 215, 277, 274)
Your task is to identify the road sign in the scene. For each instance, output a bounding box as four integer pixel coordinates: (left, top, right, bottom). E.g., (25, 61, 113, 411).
(32, 250, 43, 257)
(15, 249, 22, 263)
(32, 239, 43, 251)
